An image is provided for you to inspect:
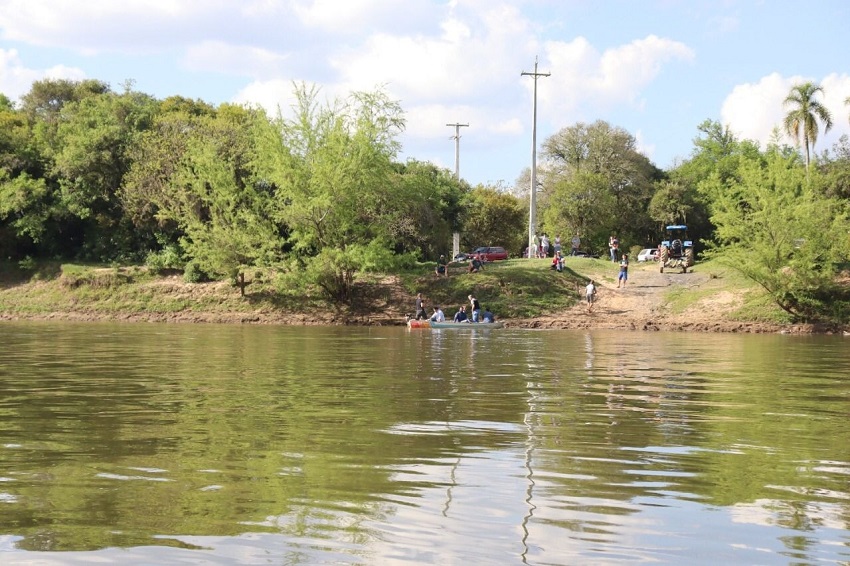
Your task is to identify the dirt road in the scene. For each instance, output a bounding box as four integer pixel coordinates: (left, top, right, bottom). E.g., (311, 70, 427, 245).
(511, 265, 795, 333)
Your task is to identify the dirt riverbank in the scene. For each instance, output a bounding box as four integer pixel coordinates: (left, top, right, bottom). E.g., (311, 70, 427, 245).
(1, 263, 842, 334)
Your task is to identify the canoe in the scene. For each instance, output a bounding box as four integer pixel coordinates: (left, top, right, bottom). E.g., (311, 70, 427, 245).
(408, 319, 504, 329)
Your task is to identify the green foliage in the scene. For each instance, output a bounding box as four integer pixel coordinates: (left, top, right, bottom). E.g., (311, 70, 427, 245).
(253, 83, 407, 299)
(706, 153, 850, 321)
(539, 120, 662, 252)
(541, 170, 614, 252)
(140, 105, 283, 290)
(145, 243, 184, 273)
(386, 159, 468, 259)
(0, 172, 51, 243)
(783, 82, 833, 170)
(461, 186, 525, 254)
(17, 256, 36, 271)
(182, 261, 206, 283)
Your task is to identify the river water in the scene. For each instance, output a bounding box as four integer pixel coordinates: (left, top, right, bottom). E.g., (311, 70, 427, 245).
(0, 321, 848, 565)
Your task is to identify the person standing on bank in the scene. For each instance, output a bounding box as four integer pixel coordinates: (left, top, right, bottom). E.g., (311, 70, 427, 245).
(571, 233, 581, 256)
(617, 254, 629, 288)
(585, 280, 597, 311)
(414, 293, 427, 320)
(468, 294, 481, 322)
(609, 235, 619, 262)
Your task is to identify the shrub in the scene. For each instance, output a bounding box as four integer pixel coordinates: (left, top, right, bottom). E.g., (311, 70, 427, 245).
(183, 261, 208, 283)
(145, 244, 185, 273)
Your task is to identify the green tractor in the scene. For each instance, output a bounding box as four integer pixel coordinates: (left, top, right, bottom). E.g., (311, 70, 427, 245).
(659, 225, 694, 273)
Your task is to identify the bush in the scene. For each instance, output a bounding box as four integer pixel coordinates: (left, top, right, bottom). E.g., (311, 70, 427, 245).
(18, 256, 37, 272)
(145, 244, 185, 273)
(183, 261, 208, 283)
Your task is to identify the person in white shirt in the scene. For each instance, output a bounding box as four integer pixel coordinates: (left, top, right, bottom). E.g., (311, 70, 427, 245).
(585, 280, 597, 311)
(430, 306, 445, 322)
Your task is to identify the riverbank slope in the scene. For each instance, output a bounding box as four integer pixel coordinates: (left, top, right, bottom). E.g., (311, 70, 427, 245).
(0, 258, 844, 334)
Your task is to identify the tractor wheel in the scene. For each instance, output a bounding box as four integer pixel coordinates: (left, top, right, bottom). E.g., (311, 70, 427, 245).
(659, 246, 669, 273)
(685, 248, 694, 267)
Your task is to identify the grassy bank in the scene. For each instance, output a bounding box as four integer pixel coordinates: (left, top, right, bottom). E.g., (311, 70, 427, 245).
(0, 257, 818, 329)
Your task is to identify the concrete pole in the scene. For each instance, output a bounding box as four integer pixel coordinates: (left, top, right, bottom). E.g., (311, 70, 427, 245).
(521, 58, 550, 258)
(447, 123, 468, 259)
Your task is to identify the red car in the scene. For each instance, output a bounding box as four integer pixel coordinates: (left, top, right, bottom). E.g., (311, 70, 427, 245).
(470, 246, 509, 262)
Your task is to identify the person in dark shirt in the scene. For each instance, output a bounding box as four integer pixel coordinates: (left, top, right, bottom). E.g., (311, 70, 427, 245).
(435, 255, 448, 277)
(414, 292, 427, 320)
(453, 306, 468, 322)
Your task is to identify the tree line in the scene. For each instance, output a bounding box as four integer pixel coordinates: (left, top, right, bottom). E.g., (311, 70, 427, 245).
(1, 78, 849, 321)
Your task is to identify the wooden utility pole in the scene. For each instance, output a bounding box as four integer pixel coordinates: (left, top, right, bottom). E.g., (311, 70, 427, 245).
(521, 58, 549, 258)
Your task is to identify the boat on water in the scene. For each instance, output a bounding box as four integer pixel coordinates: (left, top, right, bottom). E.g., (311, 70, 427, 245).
(407, 319, 504, 329)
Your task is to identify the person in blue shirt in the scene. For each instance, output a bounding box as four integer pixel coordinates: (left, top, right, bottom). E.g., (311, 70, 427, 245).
(481, 307, 495, 323)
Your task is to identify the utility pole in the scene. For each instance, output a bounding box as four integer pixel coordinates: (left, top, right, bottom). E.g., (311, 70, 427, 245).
(447, 122, 468, 260)
(521, 57, 549, 258)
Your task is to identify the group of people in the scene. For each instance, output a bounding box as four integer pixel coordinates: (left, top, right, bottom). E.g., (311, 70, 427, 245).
(529, 233, 589, 258)
(424, 233, 630, 322)
(435, 254, 485, 277)
(413, 293, 495, 323)
(529, 233, 554, 258)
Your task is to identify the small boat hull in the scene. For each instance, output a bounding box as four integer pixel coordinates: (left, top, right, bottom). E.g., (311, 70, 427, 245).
(408, 320, 504, 329)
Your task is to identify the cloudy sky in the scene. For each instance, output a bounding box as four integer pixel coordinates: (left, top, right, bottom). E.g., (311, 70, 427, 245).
(1, 0, 849, 187)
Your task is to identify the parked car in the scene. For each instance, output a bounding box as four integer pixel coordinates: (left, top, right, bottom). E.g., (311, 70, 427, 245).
(637, 248, 659, 262)
(453, 252, 470, 262)
(470, 246, 509, 262)
(572, 250, 599, 259)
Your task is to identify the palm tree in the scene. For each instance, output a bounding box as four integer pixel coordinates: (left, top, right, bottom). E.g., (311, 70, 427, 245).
(783, 82, 833, 171)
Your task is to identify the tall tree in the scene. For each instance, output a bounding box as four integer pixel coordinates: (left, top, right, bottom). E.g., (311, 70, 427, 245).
(461, 186, 526, 256)
(704, 152, 849, 320)
(783, 82, 833, 172)
(540, 120, 661, 251)
(254, 84, 406, 300)
(388, 160, 468, 260)
(148, 104, 281, 294)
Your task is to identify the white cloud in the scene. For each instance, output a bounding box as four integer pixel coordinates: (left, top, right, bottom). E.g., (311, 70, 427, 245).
(0, 0, 297, 54)
(233, 79, 307, 118)
(292, 0, 429, 34)
(328, 2, 533, 101)
(720, 72, 793, 146)
(721, 72, 850, 152)
(183, 41, 292, 79)
(633, 129, 656, 162)
(540, 35, 695, 120)
(0, 48, 85, 102)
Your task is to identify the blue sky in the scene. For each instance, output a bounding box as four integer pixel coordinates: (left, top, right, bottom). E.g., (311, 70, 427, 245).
(1, 0, 848, 188)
